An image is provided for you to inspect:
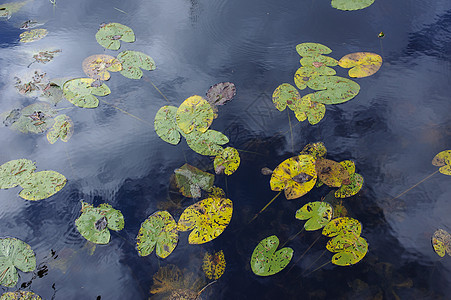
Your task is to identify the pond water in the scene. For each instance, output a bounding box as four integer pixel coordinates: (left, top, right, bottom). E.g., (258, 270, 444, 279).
(0, 0, 451, 299)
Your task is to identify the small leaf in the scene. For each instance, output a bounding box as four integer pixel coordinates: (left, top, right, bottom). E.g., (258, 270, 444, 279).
(338, 52, 382, 78)
(214, 147, 240, 175)
(0, 0, 29, 19)
(0, 238, 36, 287)
(295, 201, 333, 231)
(306, 76, 360, 105)
(322, 217, 362, 238)
(19, 170, 66, 201)
(0, 159, 36, 189)
(272, 83, 301, 111)
(10, 102, 57, 134)
(315, 159, 350, 187)
(63, 78, 111, 108)
(202, 250, 226, 280)
(0, 291, 42, 300)
(331, 0, 375, 11)
(184, 129, 229, 156)
(19, 29, 47, 43)
(432, 150, 451, 175)
(296, 43, 332, 57)
(294, 66, 336, 90)
(176, 95, 214, 134)
(250, 235, 293, 276)
(95, 23, 135, 50)
(335, 173, 364, 198)
(300, 142, 327, 159)
(432, 229, 451, 257)
(46, 114, 74, 144)
(154, 106, 181, 145)
(326, 235, 368, 266)
(82, 54, 122, 81)
(206, 82, 236, 106)
(116, 51, 156, 79)
(174, 164, 214, 198)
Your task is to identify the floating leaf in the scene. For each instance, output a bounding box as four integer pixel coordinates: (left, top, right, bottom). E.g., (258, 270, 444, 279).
(315, 159, 350, 188)
(0, 238, 36, 287)
(95, 22, 135, 50)
(331, 0, 375, 11)
(20, 19, 44, 30)
(154, 106, 181, 145)
(137, 211, 178, 259)
(214, 147, 240, 175)
(46, 114, 74, 144)
(75, 201, 124, 244)
(250, 235, 293, 276)
(335, 173, 363, 198)
(300, 142, 327, 159)
(11, 102, 56, 134)
(0, 159, 36, 189)
(206, 82, 236, 106)
(184, 130, 229, 156)
(202, 250, 226, 280)
(177, 197, 233, 244)
(270, 155, 317, 200)
(326, 235, 368, 266)
(0, 0, 29, 20)
(432, 229, 451, 257)
(338, 52, 382, 78)
(82, 54, 122, 81)
(174, 164, 214, 198)
(432, 150, 451, 175)
(293, 94, 326, 125)
(0, 291, 41, 300)
(30, 49, 61, 66)
(272, 83, 301, 111)
(63, 78, 111, 108)
(176, 95, 214, 134)
(322, 217, 362, 238)
(18, 171, 66, 201)
(294, 66, 336, 90)
(300, 55, 338, 67)
(306, 76, 360, 105)
(296, 43, 332, 57)
(116, 51, 155, 79)
(19, 29, 48, 43)
(295, 201, 333, 231)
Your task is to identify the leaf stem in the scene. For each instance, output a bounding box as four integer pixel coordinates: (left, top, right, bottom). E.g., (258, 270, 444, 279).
(99, 99, 154, 126)
(301, 249, 328, 276)
(288, 109, 294, 154)
(280, 227, 305, 248)
(302, 260, 331, 277)
(248, 191, 282, 224)
(196, 280, 217, 299)
(142, 75, 171, 103)
(389, 170, 439, 202)
(285, 233, 321, 275)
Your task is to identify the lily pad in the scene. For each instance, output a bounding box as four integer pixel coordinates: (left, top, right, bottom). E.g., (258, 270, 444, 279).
(306, 75, 360, 105)
(272, 83, 301, 111)
(75, 202, 124, 244)
(0, 291, 41, 300)
(19, 170, 66, 201)
(432, 150, 451, 175)
(63, 78, 111, 108)
(203, 250, 226, 280)
(136, 211, 178, 259)
(19, 29, 47, 43)
(338, 52, 382, 78)
(40, 81, 65, 105)
(294, 66, 336, 90)
(31, 49, 61, 66)
(295, 201, 333, 231)
(176, 95, 214, 134)
(95, 22, 135, 50)
(250, 235, 293, 276)
(300, 55, 338, 67)
(432, 229, 451, 257)
(174, 164, 214, 198)
(82, 54, 122, 81)
(206, 82, 236, 106)
(0, 159, 36, 189)
(294, 94, 326, 125)
(296, 43, 332, 57)
(177, 197, 233, 244)
(0, 238, 36, 287)
(11, 102, 57, 134)
(326, 235, 368, 266)
(331, 0, 375, 11)
(0, 0, 29, 20)
(270, 155, 317, 200)
(300, 142, 327, 159)
(46, 114, 74, 144)
(315, 159, 350, 188)
(154, 106, 181, 145)
(116, 51, 156, 79)
(184, 129, 229, 156)
(335, 173, 364, 198)
(322, 217, 362, 238)
(214, 147, 240, 175)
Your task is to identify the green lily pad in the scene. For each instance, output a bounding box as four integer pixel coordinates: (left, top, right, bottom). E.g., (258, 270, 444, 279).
(136, 211, 178, 258)
(46, 114, 74, 144)
(184, 130, 229, 156)
(306, 76, 360, 105)
(176, 95, 214, 134)
(0, 238, 36, 287)
(19, 29, 47, 43)
(300, 142, 327, 159)
(0, 291, 41, 300)
(174, 164, 214, 198)
(335, 173, 364, 198)
(75, 201, 124, 244)
(63, 78, 111, 108)
(326, 235, 368, 266)
(214, 147, 240, 175)
(331, 0, 375, 11)
(116, 51, 156, 79)
(432, 150, 451, 175)
(322, 217, 362, 238)
(11, 102, 57, 134)
(95, 23, 135, 50)
(250, 235, 293, 276)
(296, 43, 332, 57)
(294, 66, 336, 90)
(292, 94, 326, 125)
(300, 55, 338, 67)
(272, 83, 301, 111)
(154, 106, 181, 145)
(0, 159, 36, 189)
(19, 170, 66, 201)
(295, 201, 333, 231)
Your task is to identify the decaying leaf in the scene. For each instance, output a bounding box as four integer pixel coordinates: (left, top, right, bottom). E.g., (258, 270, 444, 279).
(315, 159, 350, 188)
(184, 129, 229, 156)
(14, 71, 48, 96)
(331, 0, 375, 11)
(20, 19, 44, 30)
(95, 22, 135, 50)
(19, 29, 48, 43)
(432, 150, 451, 175)
(63, 78, 111, 108)
(272, 83, 301, 111)
(46, 114, 74, 144)
(0, 159, 36, 189)
(322, 217, 362, 238)
(0, 0, 30, 20)
(116, 50, 155, 79)
(30, 49, 61, 66)
(432, 229, 451, 257)
(177, 197, 233, 244)
(174, 164, 214, 198)
(150, 264, 205, 297)
(293, 94, 326, 124)
(18, 170, 66, 201)
(202, 250, 226, 280)
(250, 235, 293, 276)
(214, 147, 240, 175)
(154, 106, 181, 145)
(306, 76, 360, 105)
(206, 82, 236, 106)
(82, 54, 122, 81)
(300, 142, 327, 159)
(326, 235, 368, 266)
(176, 95, 214, 134)
(295, 201, 333, 231)
(338, 52, 382, 78)
(296, 43, 332, 57)
(10, 102, 56, 134)
(0, 237, 36, 287)
(335, 173, 363, 198)
(0, 291, 41, 300)
(294, 65, 336, 90)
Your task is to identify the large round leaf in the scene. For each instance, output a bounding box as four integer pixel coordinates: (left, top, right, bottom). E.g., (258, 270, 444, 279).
(322, 217, 362, 238)
(184, 130, 229, 156)
(295, 202, 333, 231)
(82, 54, 122, 81)
(19, 29, 47, 43)
(46, 114, 74, 144)
(136, 211, 178, 259)
(177, 197, 233, 244)
(432, 229, 451, 257)
(315, 159, 350, 188)
(432, 150, 451, 175)
(338, 52, 382, 78)
(19, 170, 66, 201)
(270, 155, 317, 200)
(294, 66, 336, 90)
(214, 147, 240, 175)
(11, 102, 57, 134)
(250, 235, 293, 276)
(272, 83, 301, 111)
(0, 238, 36, 287)
(306, 76, 360, 105)
(176, 95, 214, 134)
(174, 164, 214, 198)
(331, 0, 375, 11)
(296, 43, 332, 57)
(154, 106, 181, 145)
(95, 23, 135, 50)
(116, 51, 156, 79)
(0, 291, 41, 300)
(0, 159, 36, 189)
(63, 78, 111, 108)
(326, 235, 368, 266)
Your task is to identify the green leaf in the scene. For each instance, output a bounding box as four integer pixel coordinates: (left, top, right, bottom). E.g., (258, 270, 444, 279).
(296, 43, 332, 57)
(95, 23, 135, 50)
(184, 129, 229, 156)
(0, 159, 36, 189)
(63, 78, 111, 108)
(19, 29, 47, 43)
(0, 291, 42, 300)
(137, 211, 178, 259)
(19, 170, 66, 201)
(295, 201, 333, 231)
(326, 235, 368, 266)
(300, 55, 338, 67)
(0, 238, 36, 287)
(432, 150, 451, 175)
(46, 114, 74, 144)
(214, 147, 240, 175)
(306, 76, 360, 105)
(250, 235, 293, 276)
(294, 66, 336, 90)
(11, 102, 57, 134)
(174, 164, 214, 198)
(116, 51, 156, 79)
(331, 0, 375, 11)
(293, 94, 326, 124)
(322, 217, 362, 238)
(176, 95, 214, 134)
(75, 202, 124, 244)
(272, 83, 301, 111)
(154, 106, 181, 145)
(335, 173, 364, 198)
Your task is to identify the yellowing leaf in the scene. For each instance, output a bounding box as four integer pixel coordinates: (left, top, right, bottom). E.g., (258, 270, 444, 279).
(432, 150, 451, 175)
(214, 147, 240, 175)
(202, 250, 226, 280)
(272, 83, 301, 111)
(176, 95, 214, 134)
(82, 54, 122, 81)
(432, 229, 451, 257)
(306, 76, 360, 105)
(322, 217, 362, 238)
(19, 170, 66, 201)
(19, 29, 48, 43)
(177, 197, 233, 244)
(326, 235, 368, 266)
(315, 159, 350, 188)
(331, 0, 375, 11)
(0, 291, 41, 300)
(300, 55, 338, 67)
(46, 114, 74, 144)
(300, 142, 327, 159)
(295, 201, 333, 231)
(338, 52, 382, 78)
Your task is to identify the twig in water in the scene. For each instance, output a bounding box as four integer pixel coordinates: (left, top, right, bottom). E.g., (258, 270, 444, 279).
(248, 191, 282, 224)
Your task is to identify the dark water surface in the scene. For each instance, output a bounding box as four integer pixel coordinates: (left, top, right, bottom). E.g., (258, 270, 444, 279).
(1, 0, 451, 299)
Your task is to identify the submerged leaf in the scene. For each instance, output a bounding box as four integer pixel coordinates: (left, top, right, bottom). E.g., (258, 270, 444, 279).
(19, 170, 66, 201)
(63, 78, 111, 108)
(10, 102, 57, 134)
(184, 129, 229, 156)
(331, 0, 375, 11)
(294, 65, 336, 90)
(137, 211, 178, 259)
(116, 51, 156, 79)
(149, 264, 204, 296)
(432, 229, 451, 257)
(0, 291, 41, 300)
(0, 238, 36, 287)
(272, 83, 301, 111)
(300, 142, 327, 159)
(46, 114, 74, 144)
(82, 54, 122, 81)
(0, 159, 36, 189)
(326, 235, 368, 266)
(31, 49, 61, 65)
(0, 0, 29, 19)
(306, 76, 360, 105)
(322, 217, 362, 238)
(338, 52, 382, 78)
(250, 235, 293, 276)
(432, 150, 451, 175)
(176, 96, 214, 134)
(214, 147, 240, 175)
(174, 164, 214, 198)
(202, 250, 226, 280)
(206, 82, 236, 106)
(19, 29, 47, 43)
(315, 159, 350, 188)
(95, 22, 135, 50)
(154, 106, 181, 145)
(296, 43, 332, 57)
(177, 197, 233, 244)
(295, 201, 333, 231)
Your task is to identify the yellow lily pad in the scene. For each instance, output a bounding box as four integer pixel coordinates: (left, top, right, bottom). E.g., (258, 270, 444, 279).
(338, 52, 382, 78)
(82, 54, 122, 81)
(322, 217, 362, 238)
(326, 235, 368, 266)
(432, 229, 451, 257)
(214, 147, 240, 175)
(432, 150, 451, 175)
(203, 250, 226, 280)
(300, 142, 327, 159)
(176, 95, 214, 134)
(19, 29, 48, 43)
